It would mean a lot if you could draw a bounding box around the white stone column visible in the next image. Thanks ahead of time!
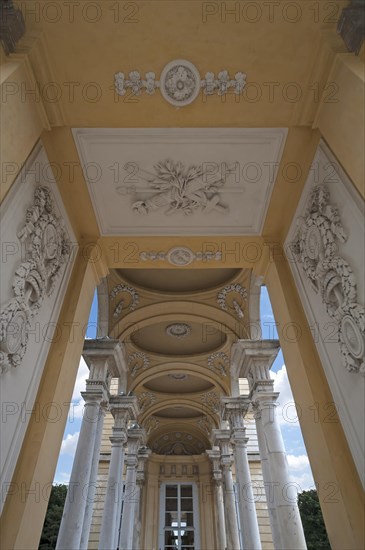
[253,393,306,550]
[207,448,227,550]
[56,390,104,550]
[118,428,146,550]
[253,402,282,549]
[132,446,151,550]
[223,398,262,550]
[99,396,139,550]
[234,340,307,550]
[80,401,107,550]
[56,338,128,550]
[212,431,241,550]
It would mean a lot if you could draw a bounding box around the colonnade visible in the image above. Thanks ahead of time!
[208,340,307,550]
[56,338,146,550]
[56,338,306,550]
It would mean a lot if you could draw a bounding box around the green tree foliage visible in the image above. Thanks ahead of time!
[298,489,331,550]
[39,484,67,550]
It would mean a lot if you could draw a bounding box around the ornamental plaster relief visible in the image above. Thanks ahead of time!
[73,128,287,236]
[0,187,70,373]
[0,143,76,512]
[285,140,365,487]
[114,60,246,107]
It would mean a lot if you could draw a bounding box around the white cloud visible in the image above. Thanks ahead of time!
[53,471,71,484]
[287,454,310,471]
[60,432,80,456]
[72,358,89,401]
[272,364,300,427]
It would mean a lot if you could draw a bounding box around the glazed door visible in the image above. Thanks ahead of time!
[159,483,200,550]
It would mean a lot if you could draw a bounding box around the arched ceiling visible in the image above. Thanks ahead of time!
[103,266,258,454]
[117,268,240,293]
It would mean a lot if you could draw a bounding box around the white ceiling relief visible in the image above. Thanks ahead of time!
[73,128,287,236]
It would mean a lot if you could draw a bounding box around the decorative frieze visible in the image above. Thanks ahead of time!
[131,159,229,216]
[115,60,246,106]
[137,391,156,413]
[140,246,222,266]
[110,284,139,318]
[293,184,365,375]
[217,283,247,320]
[207,351,229,377]
[128,351,150,378]
[201,391,221,414]
[0,187,70,373]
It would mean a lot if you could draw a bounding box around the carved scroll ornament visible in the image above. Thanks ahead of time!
[0,187,70,373]
[293,184,364,375]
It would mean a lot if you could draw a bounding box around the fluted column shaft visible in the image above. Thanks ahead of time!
[212,431,241,550]
[233,433,262,550]
[222,399,262,550]
[254,406,282,549]
[99,396,139,550]
[99,435,126,550]
[215,479,227,550]
[56,391,103,550]
[132,448,151,550]
[80,402,107,549]
[222,463,241,550]
[119,429,146,550]
[253,394,306,550]
[207,449,228,550]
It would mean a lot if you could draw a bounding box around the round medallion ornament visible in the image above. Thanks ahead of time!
[169,373,188,381]
[341,314,364,360]
[166,323,191,338]
[167,247,195,266]
[160,60,201,107]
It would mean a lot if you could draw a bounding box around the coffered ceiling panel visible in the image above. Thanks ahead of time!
[73,128,287,235]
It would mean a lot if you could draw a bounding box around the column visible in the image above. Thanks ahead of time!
[118,428,146,550]
[222,398,262,550]
[56,389,105,550]
[80,401,107,549]
[57,338,126,550]
[234,340,306,550]
[212,430,241,550]
[253,394,306,550]
[99,397,139,550]
[132,446,151,550]
[207,449,227,550]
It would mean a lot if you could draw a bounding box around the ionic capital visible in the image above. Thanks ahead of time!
[230,339,280,393]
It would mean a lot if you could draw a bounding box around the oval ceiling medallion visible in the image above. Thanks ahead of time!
[168,373,188,381]
[160,60,201,107]
[166,323,192,338]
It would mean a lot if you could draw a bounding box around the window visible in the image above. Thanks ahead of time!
[159,483,200,550]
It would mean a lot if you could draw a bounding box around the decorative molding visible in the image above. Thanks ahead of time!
[217,283,247,320]
[0,0,25,56]
[110,284,139,318]
[144,416,160,436]
[201,391,221,414]
[207,352,229,377]
[0,187,70,373]
[128,351,150,378]
[337,0,365,55]
[137,391,156,413]
[140,246,222,266]
[132,159,229,216]
[166,323,191,338]
[293,184,365,375]
[114,59,246,106]
[151,431,205,455]
[168,373,188,380]
[196,416,213,435]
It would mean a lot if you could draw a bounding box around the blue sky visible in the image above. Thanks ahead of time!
[54,287,315,493]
